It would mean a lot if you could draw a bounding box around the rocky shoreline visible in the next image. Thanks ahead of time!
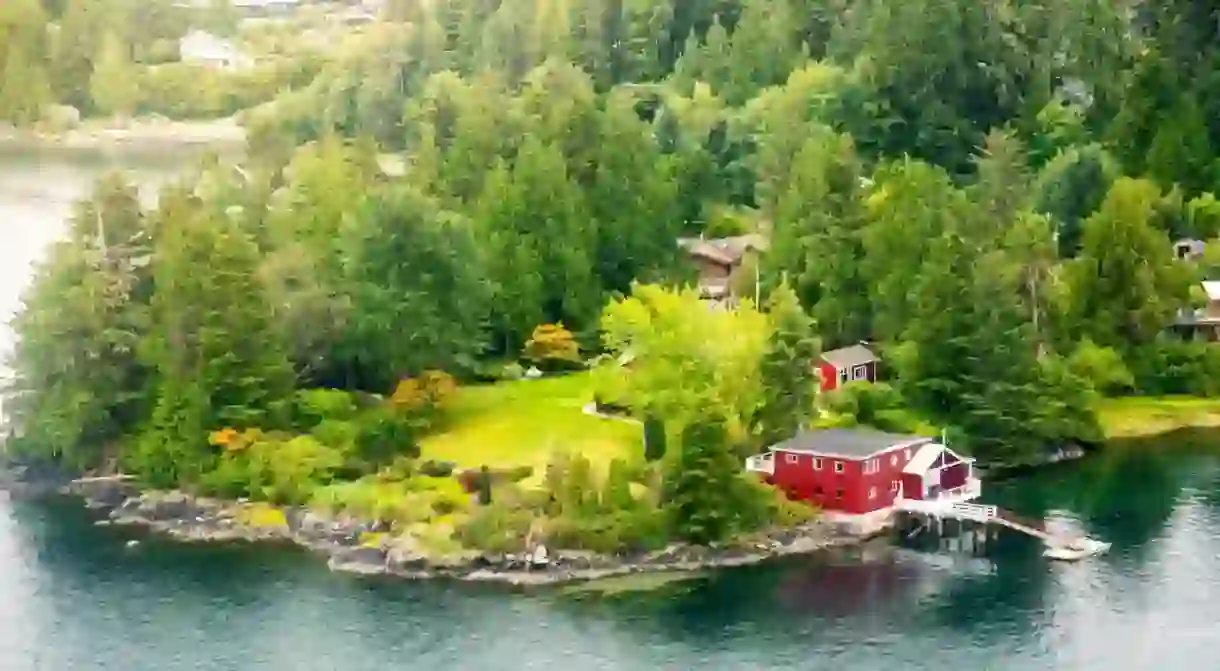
[59,475,861,586]
[0,118,246,154]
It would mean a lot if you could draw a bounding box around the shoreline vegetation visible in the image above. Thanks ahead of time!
[0,117,247,153]
[61,476,854,587]
[4,389,1219,587]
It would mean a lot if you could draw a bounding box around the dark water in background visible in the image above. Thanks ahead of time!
[5,148,1220,670]
[1,432,1219,670]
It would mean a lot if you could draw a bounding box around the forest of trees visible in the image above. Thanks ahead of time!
[6,0,1220,547]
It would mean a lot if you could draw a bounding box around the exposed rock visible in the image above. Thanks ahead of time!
[67,475,138,509]
[138,491,196,521]
[65,484,853,587]
[386,538,428,573]
[0,462,74,500]
[328,546,387,575]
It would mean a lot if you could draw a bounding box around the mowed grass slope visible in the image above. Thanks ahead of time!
[1097,396,1220,439]
[420,372,642,473]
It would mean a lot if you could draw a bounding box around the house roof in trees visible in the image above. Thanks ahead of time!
[677,234,768,266]
[821,344,878,369]
[768,428,934,459]
[1203,281,1220,302]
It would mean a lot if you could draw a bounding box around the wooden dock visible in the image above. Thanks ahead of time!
[895,498,1110,559]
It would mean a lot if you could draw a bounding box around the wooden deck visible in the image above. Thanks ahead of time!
[895,496,1108,557]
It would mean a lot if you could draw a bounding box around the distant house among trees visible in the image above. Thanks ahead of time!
[815,344,879,392]
[676,234,768,303]
[178,30,253,71]
[1172,281,1220,342]
[1173,238,1205,261]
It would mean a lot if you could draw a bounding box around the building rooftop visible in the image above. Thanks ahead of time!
[822,344,878,368]
[1203,281,1220,302]
[677,234,768,266]
[768,428,933,459]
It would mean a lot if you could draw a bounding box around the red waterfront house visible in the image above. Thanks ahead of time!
[816,345,878,393]
[745,428,981,534]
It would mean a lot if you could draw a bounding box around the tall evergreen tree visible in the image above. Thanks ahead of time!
[754,282,820,446]
[1067,178,1193,349]
[132,186,294,486]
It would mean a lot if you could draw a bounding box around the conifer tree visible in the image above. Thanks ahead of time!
[754,282,820,446]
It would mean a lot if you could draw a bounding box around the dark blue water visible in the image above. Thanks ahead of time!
[2,432,1219,670]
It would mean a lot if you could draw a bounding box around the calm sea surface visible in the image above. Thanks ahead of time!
[2,149,1220,671]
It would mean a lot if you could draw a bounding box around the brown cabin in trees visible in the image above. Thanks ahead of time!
[676,234,768,303]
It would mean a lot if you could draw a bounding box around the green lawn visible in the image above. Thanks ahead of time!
[1097,396,1220,439]
[420,372,643,474]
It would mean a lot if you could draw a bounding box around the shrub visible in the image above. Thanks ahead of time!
[237,502,290,530]
[823,381,904,426]
[1130,339,1220,396]
[456,501,533,553]
[310,419,359,451]
[390,370,458,416]
[293,389,359,429]
[643,415,666,461]
[352,407,421,469]
[1068,339,1135,395]
[456,465,534,492]
[544,508,669,554]
[523,323,583,371]
[202,434,343,506]
[310,478,416,526]
[418,459,456,478]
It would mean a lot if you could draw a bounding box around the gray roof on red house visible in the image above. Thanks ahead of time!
[821,344,878,368]
[768,428,933,459]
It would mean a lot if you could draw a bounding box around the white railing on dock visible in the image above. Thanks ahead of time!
[947,502,998,522]
[745,453,774,475]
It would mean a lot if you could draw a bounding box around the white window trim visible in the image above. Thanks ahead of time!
[785,453,798,464]
[852,364,868,380]
[868,486,877,500]
[813,457,823,470]
[890,454,898,466]
[834,461,844,473]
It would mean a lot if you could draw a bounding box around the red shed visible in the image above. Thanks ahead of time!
[746,428,933,513]
[899,442,978,501]
[816,345,878,393]
[745,429,982,535]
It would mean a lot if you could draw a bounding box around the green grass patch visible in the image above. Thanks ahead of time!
[1097,396,1220,439]
[421,373,642,475]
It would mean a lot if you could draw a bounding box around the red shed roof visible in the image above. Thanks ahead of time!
[767,428,933,460]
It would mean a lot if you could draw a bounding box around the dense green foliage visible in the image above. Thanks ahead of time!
[9,0,1220,548]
